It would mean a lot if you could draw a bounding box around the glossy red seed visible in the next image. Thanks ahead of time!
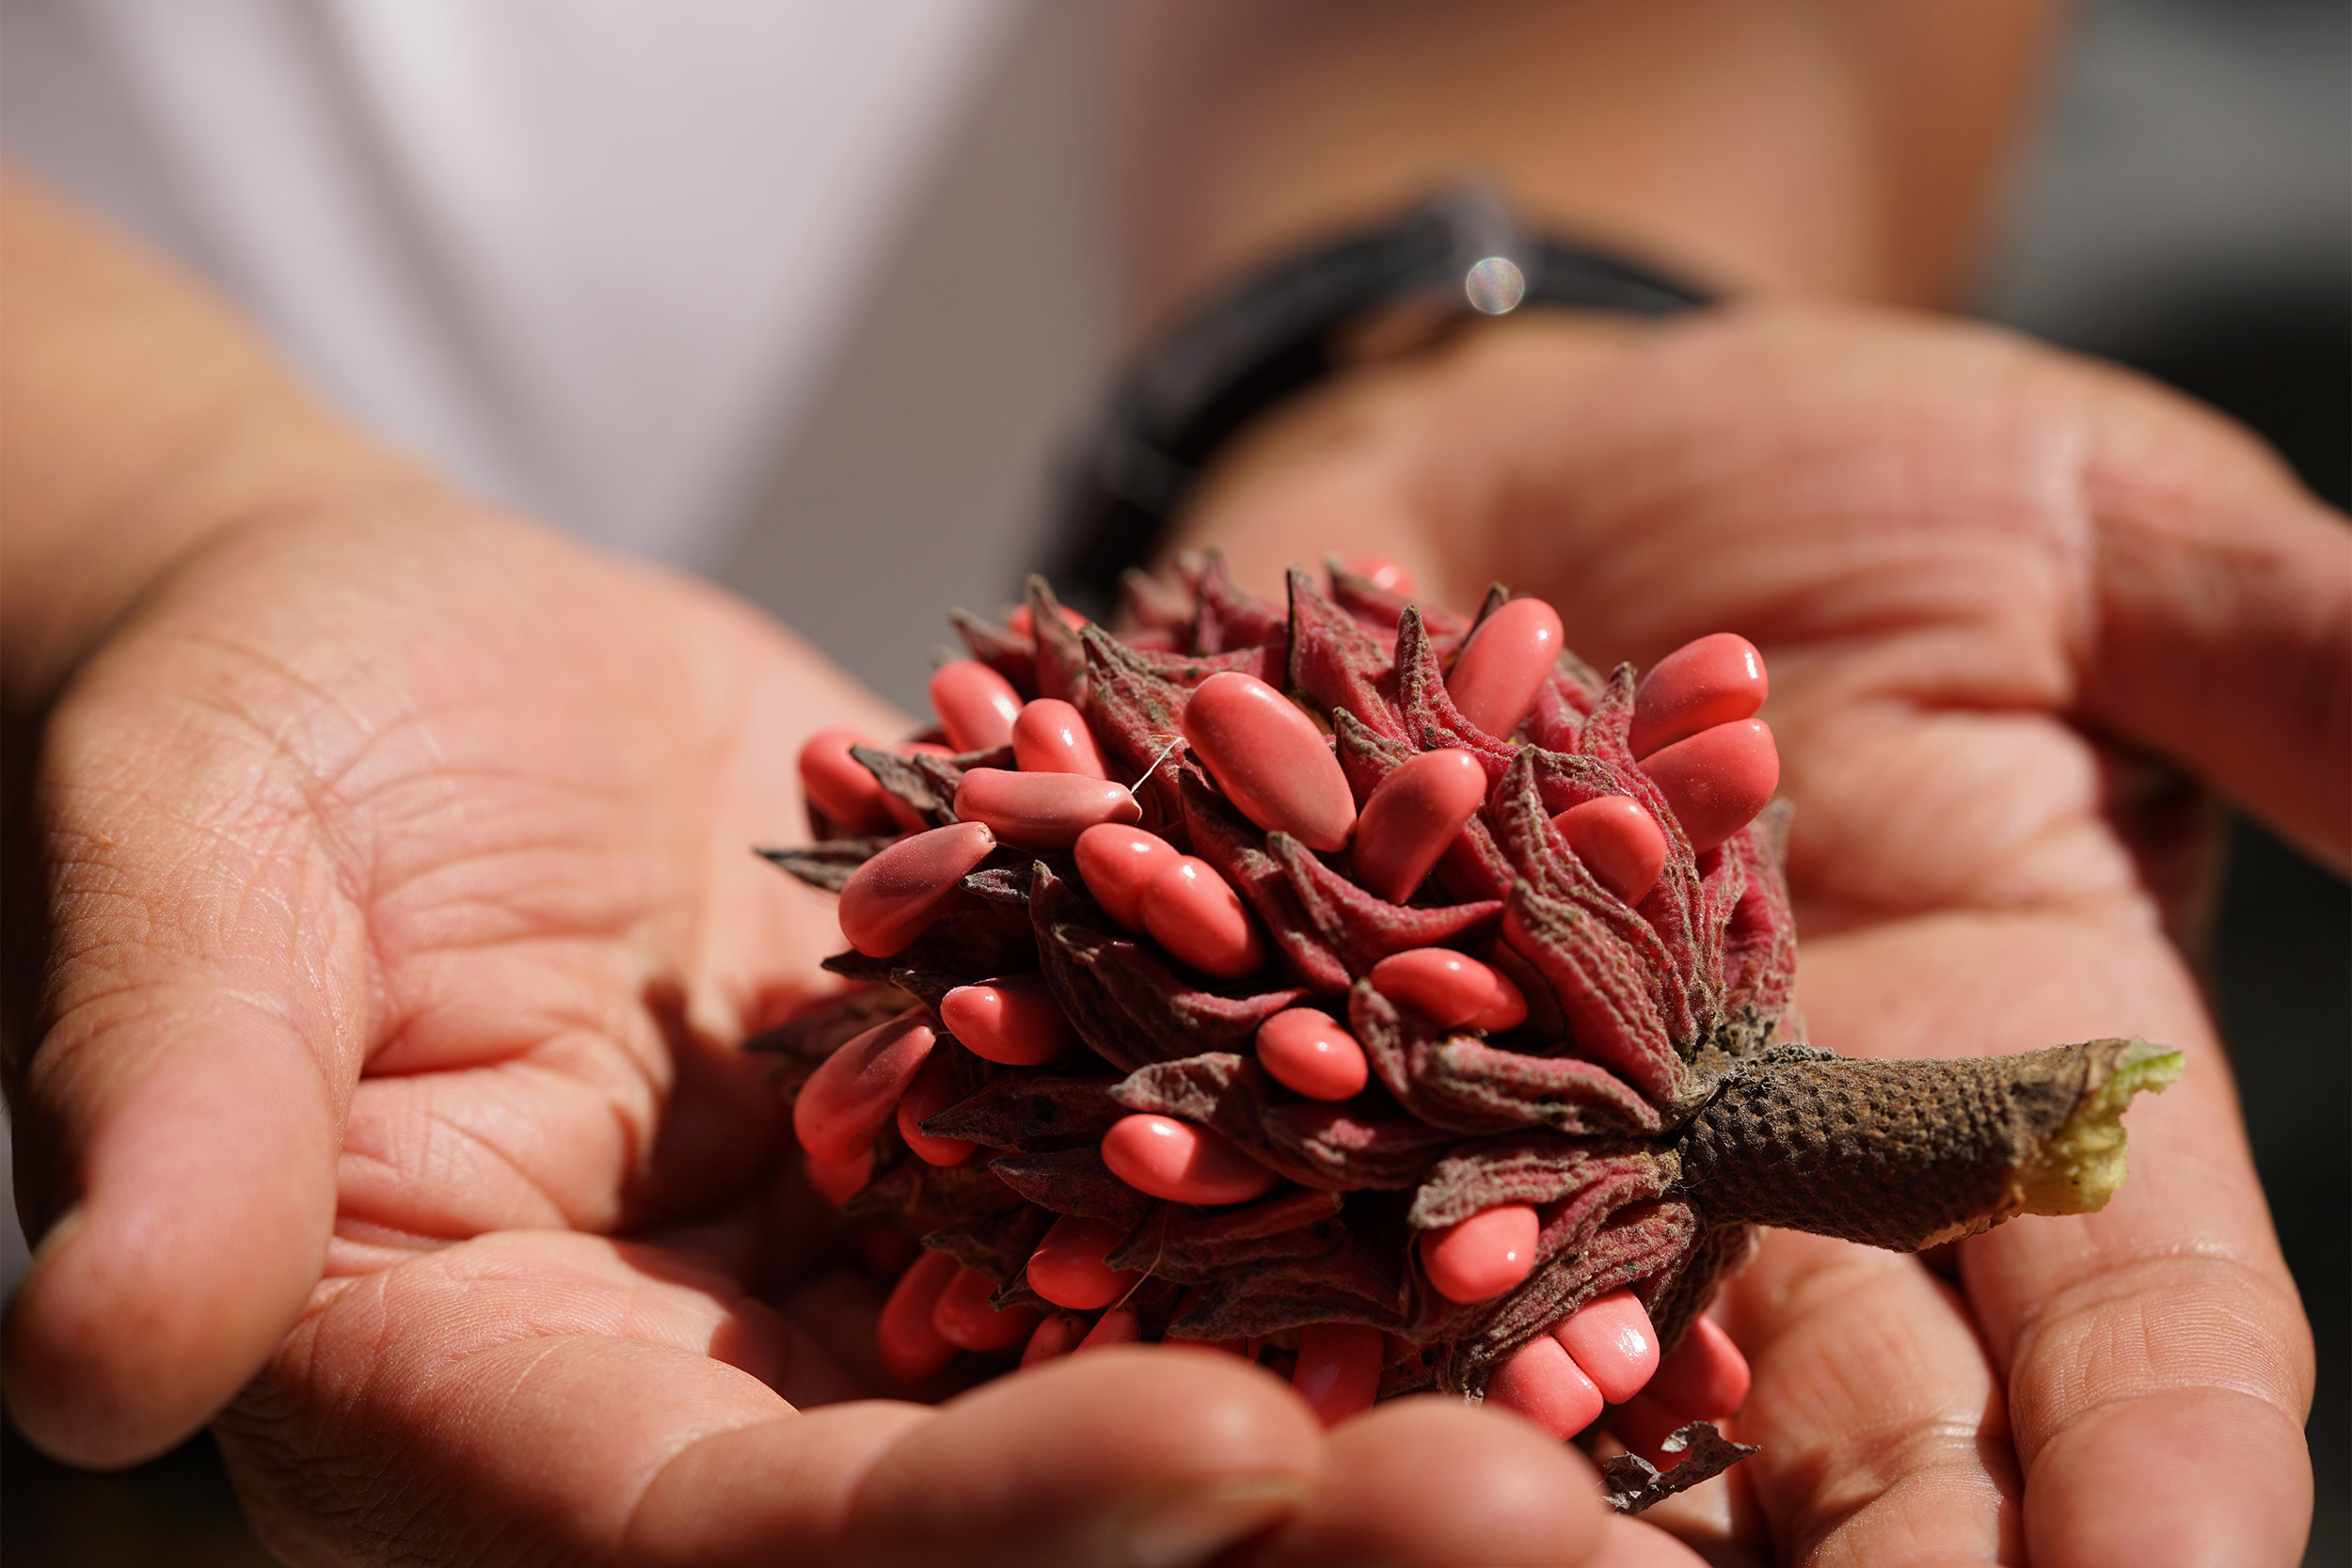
[953,767,1139,848]
[1549,1287,1661,1405]
[1073,824,1181,931]
[1344,556,1416,596]
[1254,1008,1370,1101]
[1011,698,1109,779]
[1353,747,1488,903]
[1637,718,1779,853]
[1074,1307,1142,1353]
[930,659,1024,752]
[1292,1323,1383,1429]
[1101,1113,1278,1206]
[876,1247,961,1382]
[1021,1313,1090,1367]
[803,1146,872,1209]
[836,821,996,957]
[792,1009,936,1165]
[1141,856,1266,979]
[1629,632,1768,760]
[797,727,894,832]
[1446,596,1563,738]
[939,974,1075,1066]
[932,1264,1041,1352]
[1550,795,1670,905]
[1368,948,1527,1032]
[895,1048,977,1166]
[1485,1334,1603,1440]
[1181,672,1357,852]
[1025,1214,1140,1310]
[1419,1204,1541,1303]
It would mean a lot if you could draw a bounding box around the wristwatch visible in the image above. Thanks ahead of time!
[1050,184,1713,608]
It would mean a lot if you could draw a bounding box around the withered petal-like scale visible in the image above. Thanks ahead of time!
[988,1147,1156,1227]
[924,1204,1055,1283]
[917,1068,1123,1151]
[1349,983,1666,1137]
[1104,1188,1346,1281]
[1262,832,1503,975]
[1110,1051,1449,1191]
[1286,566,1410,742]
[1177,768,1354,991]
[1030,863,1310,1069]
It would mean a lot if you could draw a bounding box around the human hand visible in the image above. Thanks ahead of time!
[4,499,1655,1565]
[1175,300,2344,1564]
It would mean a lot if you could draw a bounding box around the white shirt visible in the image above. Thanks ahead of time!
[1,0,1016,567]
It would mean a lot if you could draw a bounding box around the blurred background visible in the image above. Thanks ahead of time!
[4,0,2345,1560]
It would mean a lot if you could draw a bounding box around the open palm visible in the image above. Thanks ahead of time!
[8,503,1641,1566]
[1180,301,2344,1566]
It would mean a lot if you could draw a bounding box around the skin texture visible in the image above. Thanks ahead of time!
[1174,304,2344,1564]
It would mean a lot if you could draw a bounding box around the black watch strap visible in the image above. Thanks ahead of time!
[1050,186,1712,608]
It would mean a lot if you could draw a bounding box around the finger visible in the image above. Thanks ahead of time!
[1804,915,2315,1566]
[214,1230,818,1565]
[1236,1395,1612,1568]
[2075,369,2352,869]
[1716,1233,2022,1566]
[6,651,366,1465]
[217,1232,1337,1568]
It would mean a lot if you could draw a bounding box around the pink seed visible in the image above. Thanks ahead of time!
[1291,1323,1383,1428]
[1637,719,1779,853]
[895,1048,977,1166]
[803,1146,872,1209]
[1549,1288,1661,1405]
[1021,1313,1090,1367]
[1141,856,1266,979]
[1368,948,1528,1032]
[1073,1307,1142,1353]
[932,1263,1041,1352]
[1353,747,1488,903]
[1485,1333,1603,1440]
[1181,672,1357,852]
[876,1248,961,1382]
[1011,698,1109,779]
[792,1009,936,1165]
[1073,824,1182,931]
[1254,1008,1369,1101]
[1101,1113,1278,1206]
[1419,1203,1541,1303]
[939,974,1075,1066]
[1630,632,1768,760]
[1642,1313,1750,1419]
[1345,556,1416,596]
[836,821,996,957]
[930,659,1024,752]
[1550,796,1670,905]
[797,727,894,833]
[1446,596,1564,739]
[1025,1214,1140,1310]
[953,767,1139,848]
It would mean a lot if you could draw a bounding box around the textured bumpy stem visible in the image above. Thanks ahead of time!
[1672,1038,2183,1250]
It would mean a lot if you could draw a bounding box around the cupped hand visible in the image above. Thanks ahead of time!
[4,499,1643,1565]
[1177,300,2346,1566]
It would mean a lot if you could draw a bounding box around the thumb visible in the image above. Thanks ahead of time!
[6,644,363,1466]
[2079,369,2352,871]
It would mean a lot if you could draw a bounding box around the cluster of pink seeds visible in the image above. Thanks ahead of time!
[786,564,1774,1449]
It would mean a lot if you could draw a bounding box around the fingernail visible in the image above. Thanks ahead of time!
[1120,1477,1308,1568]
